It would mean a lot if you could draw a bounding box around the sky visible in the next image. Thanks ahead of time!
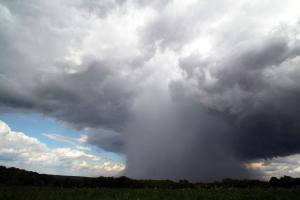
[1,0,300,181]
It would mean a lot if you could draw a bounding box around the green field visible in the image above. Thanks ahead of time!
[1,187,300,200]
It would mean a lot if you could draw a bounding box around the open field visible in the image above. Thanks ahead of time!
[1,187,300,200]
[2,167,300,199]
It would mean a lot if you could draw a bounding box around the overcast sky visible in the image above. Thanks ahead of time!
[1,0,300,181]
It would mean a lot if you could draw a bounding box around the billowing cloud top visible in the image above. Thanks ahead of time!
[1,0,300,181]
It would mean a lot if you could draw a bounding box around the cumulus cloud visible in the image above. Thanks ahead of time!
[246,154,300,179]
[1,0,300,181]
[0,120,125,176]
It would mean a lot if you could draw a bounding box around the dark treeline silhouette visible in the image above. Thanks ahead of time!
[269,176,300,188]
[0,166,190,188]
[1,166,300,188]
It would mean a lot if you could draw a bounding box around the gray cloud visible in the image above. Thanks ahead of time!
[140,0,231,51]
[1,0,300,181]
[86,128,124,153]
[172,26,300,162]
[0,62,134,130]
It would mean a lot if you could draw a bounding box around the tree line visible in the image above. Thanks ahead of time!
[1,166,300,188]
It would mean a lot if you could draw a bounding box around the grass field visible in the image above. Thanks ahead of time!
[1,187,300,200]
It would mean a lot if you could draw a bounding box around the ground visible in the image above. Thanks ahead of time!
[1,187,300,200]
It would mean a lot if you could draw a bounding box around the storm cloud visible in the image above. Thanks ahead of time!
[1,0,300,181]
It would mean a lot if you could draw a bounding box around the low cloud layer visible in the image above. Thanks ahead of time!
[0,120,125,176]
[246,154,300,180]
[1,0,300,181]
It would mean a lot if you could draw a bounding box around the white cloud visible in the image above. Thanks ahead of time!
[0,120,125,177]
[43,133,90,151]
[246,154,300,180]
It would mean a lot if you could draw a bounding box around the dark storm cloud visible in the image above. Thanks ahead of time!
[0,0,140,153]
[1,0,300,181]
[86,128,125,153]
[173,28,300,162]
[233,89,300,160]
[0,63,134,130]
